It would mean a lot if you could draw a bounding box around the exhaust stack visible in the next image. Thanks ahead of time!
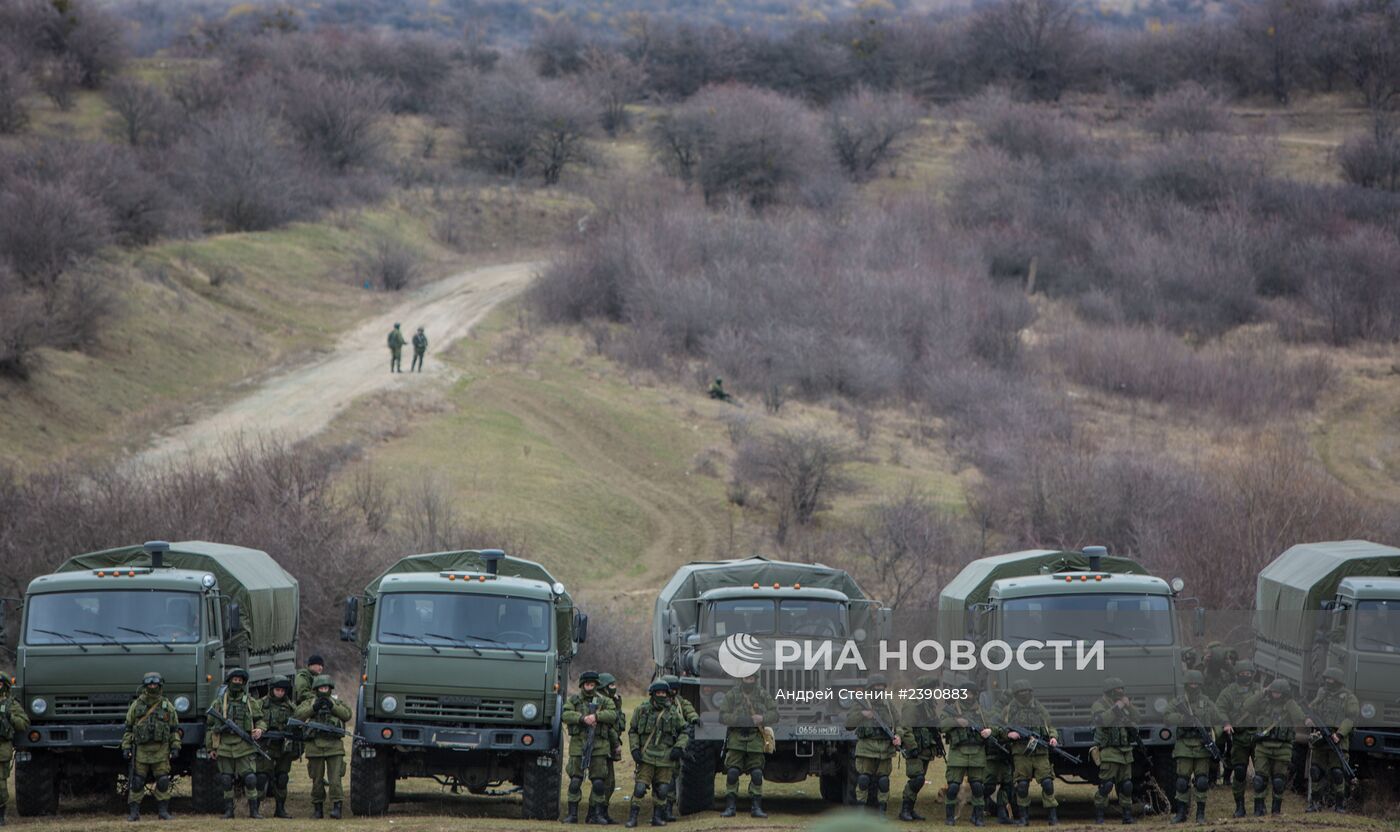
[144,540,171,570]
[1084,545,1106,572]
[479,549,505,575]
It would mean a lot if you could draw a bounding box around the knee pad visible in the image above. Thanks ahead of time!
[243,772,259,790]
[656,782,670,800]
[1251,774,1266,794]
[750,768,763,786]
[1015,779,1030,799]
[947,781,961,800]
[1175,777,1190,795]
[1117,780,1133,800]
[1097,780,1115,798]
[256,772,269,792]
[155,776,171,793]
[1193,774,1209,793]
[726,768,741,786]
[130,773,146,792]
[569,775,584,791]
[1329,767,1345,786]
[1040,777,1054,796]
[591,777,606,793]
[856,773,871,791]
[1233,764,1248,782]
[219,773,235,790]
[970,780,986,799]
[1271,777,1287,794]
[276,773,289,789]
[908,775,925,792]
[1310,765,1324,783]
[877,776,891,793]
[632,782,648,799]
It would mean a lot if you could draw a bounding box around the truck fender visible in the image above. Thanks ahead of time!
[355,684,368,741]
[550,694,564,751]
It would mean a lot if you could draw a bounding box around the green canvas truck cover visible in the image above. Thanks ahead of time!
[652,556,868,668]
[359,550,575,650]
[1255,540,1400,650]
[56,541,298,655]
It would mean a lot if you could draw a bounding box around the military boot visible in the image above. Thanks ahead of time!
[625,804,642,828]
[1048,806,1059,825]
[1095,807,1105,825]
[719,795,736,817]
[1121,804,1134,824]
[996,796,1012,825]
[1194,802,1205,824]
[877,801,888,818]
[899,799,916,821]
[662,801,678,823]
[157,800,173,820]
[0,806,6,827]
[311,803,323,819]
[222,800,235,820]
[1015,804,1028,827]
[1233,796,1245,817]
[1171,800,1187,824]
[650,804,667,827]
[563,801,580,824]
[600,803,617,825]
[972,803,986,827]
[128,802,141,822]
[248,798,263,819]
[274,799,291,819]
[584,804,602,824]
[329,802,342,820]
[946,803,957,826]
[1252,798,1265,817]
[750,796,767,818]
[1271,797,1282,815]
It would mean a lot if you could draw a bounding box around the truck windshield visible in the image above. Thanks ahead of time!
[710,599,846,637]
[1354,599,1400,654]
[1001,594,1173,646]
[25,590,202,645]
[376,593,551,651]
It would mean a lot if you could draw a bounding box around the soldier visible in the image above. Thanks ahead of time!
[1305,667,1359,813]
[939,676,995,827]
[845,675,902,816]
[982,686,1016,826]
[1215,660,1260,817]
[1002,679,1060,827]
[294,674,352,819]
[1164,670,1230,824]
[411,326,428,372]
[205,667,267,820]
[1200,643,1236,701]
[707,378,733,403]
[1243,679,1304,816]
[388,323,405,373]
[259,676,301,819]
[562,670,619,824]
[599,673,625,825]
[719,669,777,818]
[661,675,699,822]
[627,681,690,828]
[896,674,941,822]
[0,674,28,827]
[294,654,325,704]
[1090,677,1139,826]
[122,672,181,822]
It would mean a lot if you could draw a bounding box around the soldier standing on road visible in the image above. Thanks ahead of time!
[122,672,181,822]
[258,676,301,819]
[562,670,618,824]
[294,654,325,705]
[1243,679,1305,816]
[939,676,995,827]
[896,674,941,822]
[205,667,267,820]
[627,681,690,828]
[661,675,699,822]
[1305,667,1359,813]
[1215,660,1260,817]
[845,674,902,817]
[388,323,405,373]
[294,675,351,820]
[599,672,625,825]
[1002,679,1060,827]
[0,675,28,827]
[1090,677,1139,826]
[1165,670,1230,824]
[411,326,428,372]
[719,670,777,818]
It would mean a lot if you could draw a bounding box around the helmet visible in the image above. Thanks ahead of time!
[648,681,671,696]
[0,675,10,690]
[598,673,617,688]
[394,323,401,328]
[270,675,291,692]
[662,675,681,691]
[868,674,888,687]
[1103,677,1125,693]
[1267,679,1291,696]
[1011,679,1034,694]
[579,670,600,685]
[1234,660,1255,674]
[143,671,164,687]
[1184,670,1205,686]
[225,668,249,685]
[961,676,982,693]
[915,674,940,689]
[307,654,325,667]
[1323,667,1345,683]
[312,674,334,690]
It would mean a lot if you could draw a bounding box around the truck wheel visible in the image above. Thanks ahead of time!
[521,756,562,820]
[677,740,720,816]
[15,750,60,816]
[190,757,224,814]
[820,753,856,805]
[350,750,391,816]
[1147,751,1176,816]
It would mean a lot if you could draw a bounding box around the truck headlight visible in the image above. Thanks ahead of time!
[381,695,398,713]
[710,691,726,709]
[30,697,47,716]
[522,703,539,719]
[1361,702,1377,720]
[174,696,191,713]
[1153,698,1168,714]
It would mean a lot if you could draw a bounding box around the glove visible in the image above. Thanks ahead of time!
[670,746,684,761]
[123,748,133,760]
[631,748,643,765]
[170,749,180,760]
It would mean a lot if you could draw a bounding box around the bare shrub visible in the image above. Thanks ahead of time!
[282,73,390,173]
[460,65,595,184]
[648,107,708,186]
[57,0,128,89]
[573,593,653,690]
[582,47,645,137]
[0,177,111,289]
[0,47,30,134]
[37,55,81,112]
[826,86,922,182]
[175,108,313,232]
[355,238,422,292]
[1142,82,1233,139]
[968,0,1089,101]
[733,428,854,543]
[1338,132,1400,191]
[1301,228,1400,344]
[852,489,974,609]
[968,94,1091,163]
[529,78,596,186]
[105,77,177,147]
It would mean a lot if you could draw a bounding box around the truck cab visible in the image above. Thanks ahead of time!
[1322,577,1400,757]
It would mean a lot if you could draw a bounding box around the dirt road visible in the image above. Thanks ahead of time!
[127,261,539,471]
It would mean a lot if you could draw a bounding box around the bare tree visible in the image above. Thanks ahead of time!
[1142,82,1233,139]
[60,0,128,89]
[37,55,81,111]
[176,108,311,232]
[648,107,708,185]
[282,73,390,172]
[460,65,542,179]
[582,47,646,136]
[734,428,854,543]
[826,86,921,181]
[969,0,1088,101]
[0,177,111,290]
[1235,0,1323,104]
[0,48,30,134]
[854,489,968,610]
[1341,9,1400,139]
[531,79,596,185]
[105,77,173,147]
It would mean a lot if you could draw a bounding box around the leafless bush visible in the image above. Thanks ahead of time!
[1300,228,1400,344]
[573,593,654,690]
[582,47,645,136]
[851,489,976,609]
[106,77,177,147]
[530,78,596,186]
[37,56,81,112]
[968,0,1089,101]
[1338,132,1400,191]
[175,107,314,232]
[282,72,390,173]
[648,107,708,186]
[355,238,423,292]
[1143,82,1233,139]
[968,94,1091,163]
[54,0,128,89]
[733,428,854,543]
[0,47,30,133]
[0,177,111,289]
[826,86,922,182]
[459,65,595,184]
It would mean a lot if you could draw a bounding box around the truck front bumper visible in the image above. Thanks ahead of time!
[1353,729,1400,756]
[17,721,206,749]
[356,719,558,753]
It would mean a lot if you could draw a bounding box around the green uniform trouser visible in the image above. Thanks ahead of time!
[984,753,1013,808]
[567,754,610,807]
[854,756,893,805]
[1175,755,1211,802]
[1254,741,1292,798]
[259,749,296,801]
[634,762,673,812]
[947,763,987,807]
[411,350,425,371]
[1013,751,1057,808]
[903,755,933,802]
[1310,742,1349,804]
[307,754,345,804]
[1094,760,1132,808]
[0,758,8,809]
[390,347,402,371]
[217,753,260,799]
[132,758,174,802]
[1229,738,1255,799]
[724,749,766,797]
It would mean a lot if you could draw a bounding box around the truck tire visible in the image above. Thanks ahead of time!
[15,750,60,816]
[1147,750,1176,816]
[350,749,391,816]
[190,757,224,814]
[677,740,720,816]
[521,756,562,820]
[820,752,856,805]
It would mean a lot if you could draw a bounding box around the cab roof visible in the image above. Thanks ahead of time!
[27,568,212,594]
[699,586,850,603]
[377,571,556,600]
[1338,576,1400,601]
[990,572,1172,599]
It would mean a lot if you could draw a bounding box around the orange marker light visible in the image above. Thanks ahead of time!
[381,728,393,739]
[794,583,801,589]
[773,582,780,589]
[447,574,455,581]
[206,675,213,682]
[522,734,534,746]
[28,731,40,742]
[129,570,136,577]
[97,571,105,577]
[753,582,759,589]
[478,575,486,582]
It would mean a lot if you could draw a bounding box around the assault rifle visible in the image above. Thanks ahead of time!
[1180,702,1222,762]
[579,701,600,761]
[961,713,1011,758]
[1299,701,1358,785]
[1007,725,1082,765]
[287,717,354,740]
[206,705,271,761]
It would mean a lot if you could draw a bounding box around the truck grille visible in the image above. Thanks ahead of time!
[1039,696,1149,725]
[53,694,131,719]
[402,695,514,721]
[1383,704,1400,724]
[761,667,823,716]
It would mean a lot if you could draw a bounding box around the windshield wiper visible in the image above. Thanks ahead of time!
[34,628,88,652]
[77,629,131,652]
[1094,628,1152,656]
[1356,635,1396,651]
[117,626,174,652]
[462,633,524,658]
[383,631,440,653]
[425,632,483,656]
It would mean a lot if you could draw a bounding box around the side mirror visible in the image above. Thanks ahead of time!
[340,597,359,642]
[574,611,589,645]
[1193,607,1205,638]
[223,602,242,640]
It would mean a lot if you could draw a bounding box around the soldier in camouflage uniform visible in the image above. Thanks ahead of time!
[982,686,1015,825]
[845,675,902,817]
[388,324,405,373]
[1243,679,1304,816]
[294,675,352,819]
[1214,660,1260,817]
[122,672,182,822]
[562,670,618,824]
[720,670,778,818]
[1090,677,1138,825]
[661,675,698,822]
[1165,669,1230,824]
[294,654,324,705]
[939,676,996,827]
[1305,667,1359,813]
[205,667,267,820]
[258,676,300,819]
[627,681,690,828]
[896,674,941,822]
[598,673,625,825]
[1002,679,1059,827]
[0,675,28,827]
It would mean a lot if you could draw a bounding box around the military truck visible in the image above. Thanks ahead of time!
[652,556,889,814]
[937,547,1189,797]
[9,540,298,815]
[1253,540,1400,781]
[339,549,586,819]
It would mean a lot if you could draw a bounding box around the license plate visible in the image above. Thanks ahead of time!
[432,730,481,748]
[793,725,842,738]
